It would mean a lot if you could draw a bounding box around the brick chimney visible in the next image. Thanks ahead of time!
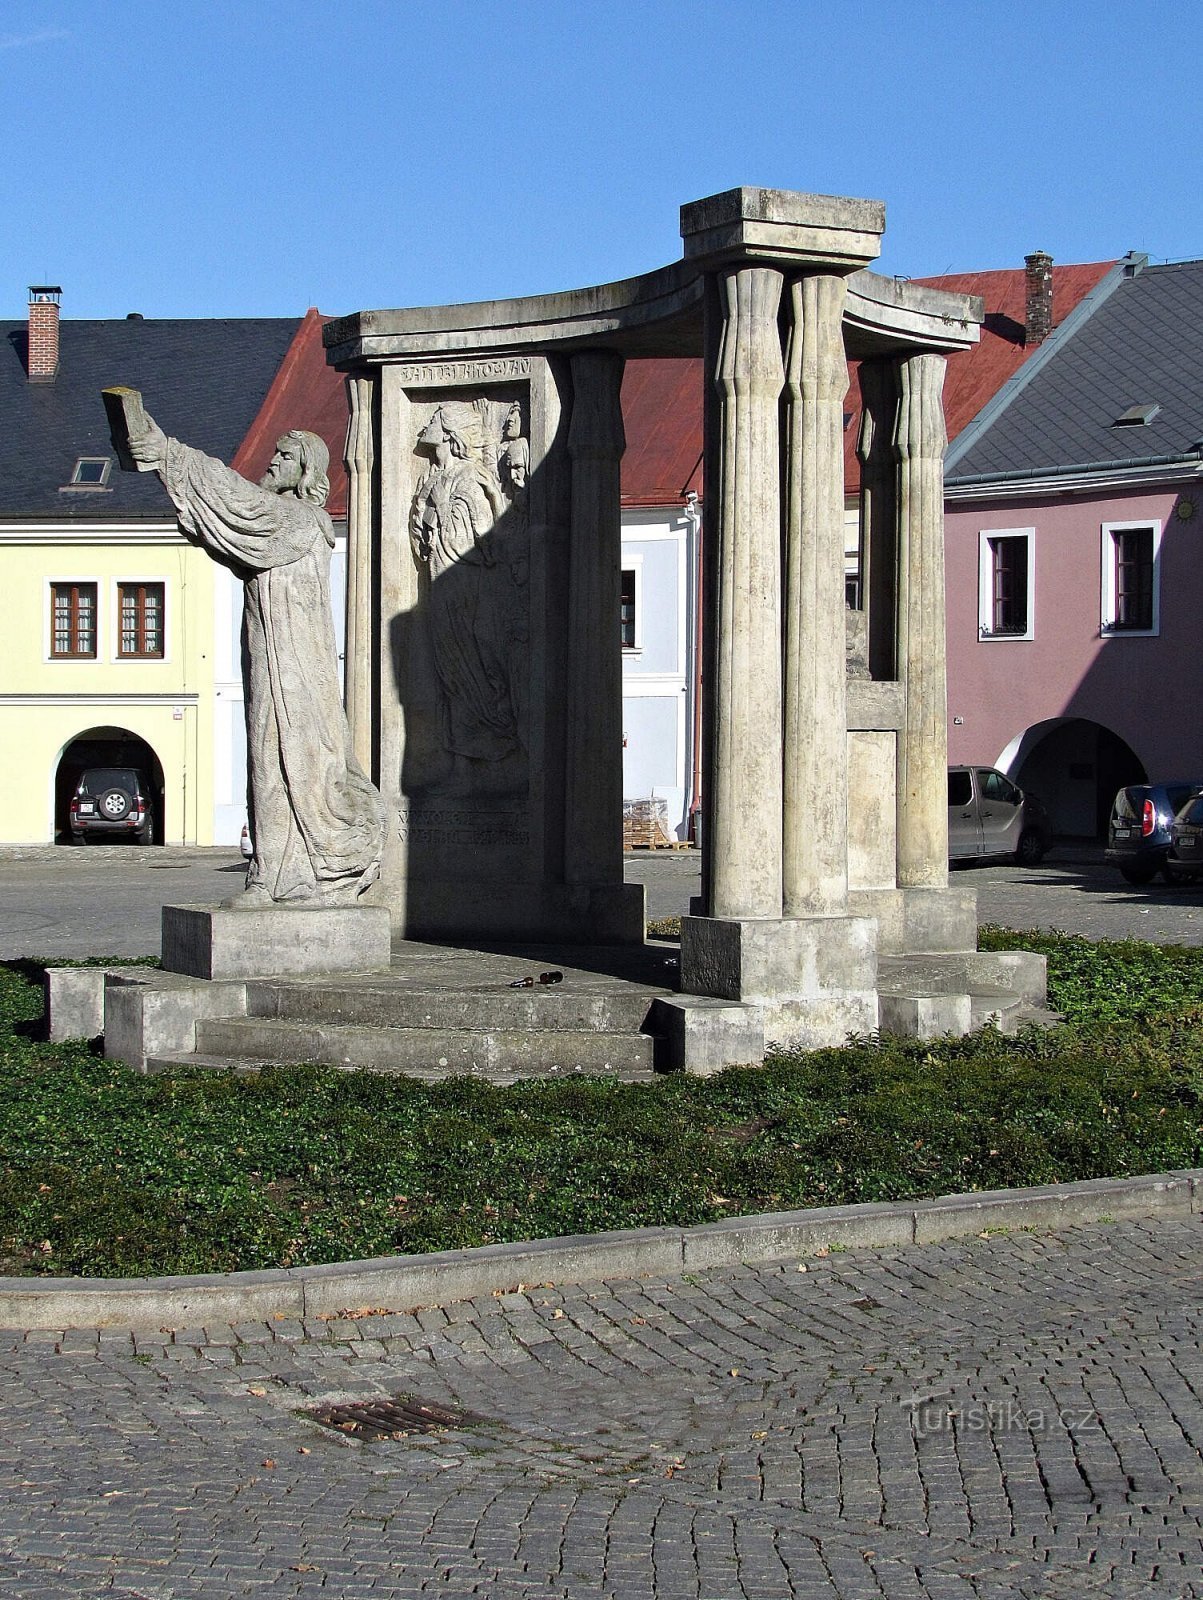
[27,285,62,382]
[1024,252,1053,346]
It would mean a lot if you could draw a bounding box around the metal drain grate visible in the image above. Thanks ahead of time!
[306,1394,485,1443]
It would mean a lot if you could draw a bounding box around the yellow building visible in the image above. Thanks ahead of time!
[0,525,215,843]
[0,289,302,844]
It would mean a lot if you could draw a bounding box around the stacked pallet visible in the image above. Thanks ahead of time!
[623,797,675,850]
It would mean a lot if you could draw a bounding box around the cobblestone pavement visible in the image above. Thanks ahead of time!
[1,1217,1202,1598]
[6,845,1203,961]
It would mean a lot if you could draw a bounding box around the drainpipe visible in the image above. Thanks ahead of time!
[683,489,703,845]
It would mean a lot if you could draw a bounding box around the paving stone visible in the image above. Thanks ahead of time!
[1,1217,1203,1595]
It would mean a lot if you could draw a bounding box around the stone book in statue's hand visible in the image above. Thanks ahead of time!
[102,386,157,472]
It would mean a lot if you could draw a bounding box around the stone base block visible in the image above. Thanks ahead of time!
[650,996,765,1075]
[848,885,978,954]
[378,880,646,946]
[878,991,972,1040]
[104,969,247,1072]
[680,914,878,1051]
[162,904,393,981]
[46,966,118,1041]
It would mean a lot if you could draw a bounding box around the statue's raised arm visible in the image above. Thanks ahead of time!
[104,388,386,907]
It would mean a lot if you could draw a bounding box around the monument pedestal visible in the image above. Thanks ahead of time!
[162,903,393,980]
[680,914,878,1051]
[382,879,645,945]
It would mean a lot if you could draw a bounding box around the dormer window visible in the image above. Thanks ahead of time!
[69,457,111,486]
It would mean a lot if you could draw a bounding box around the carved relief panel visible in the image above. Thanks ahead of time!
[379,359,557,888]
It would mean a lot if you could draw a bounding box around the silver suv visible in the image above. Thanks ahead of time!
[948,766,1051,866]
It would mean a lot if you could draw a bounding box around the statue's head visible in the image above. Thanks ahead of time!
[261,430,330,505]
[430,401,484,462]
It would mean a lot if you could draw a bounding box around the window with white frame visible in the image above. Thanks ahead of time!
[977,529,1035,640]
[118,581,165,658]
[620,562,642,650]
[1101,521,1160,635]
[50,581,98,658]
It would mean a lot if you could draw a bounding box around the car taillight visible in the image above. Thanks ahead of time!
[1142,799,1156,837]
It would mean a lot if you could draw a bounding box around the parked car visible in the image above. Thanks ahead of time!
[948,765,1051,866]
[1165,792,1203,885]
[68,767,154,845]
[1105,782,1203,884]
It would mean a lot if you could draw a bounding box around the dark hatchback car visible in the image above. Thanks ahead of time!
[68,767,155,845]
[1167,793,1203,884]
[1105,782,1203,884]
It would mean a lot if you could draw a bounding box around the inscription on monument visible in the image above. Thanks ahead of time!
[398,805,529,851]
[397,358,532,386]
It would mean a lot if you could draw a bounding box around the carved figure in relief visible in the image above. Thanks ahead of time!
[498,401,530,499]
[117,403,386,905]
[410,400,526,791]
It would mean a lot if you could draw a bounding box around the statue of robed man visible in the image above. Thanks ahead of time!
[104,389,386,906]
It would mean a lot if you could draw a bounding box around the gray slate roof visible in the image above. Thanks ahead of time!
[0,316,301,518]
[947,260,1203,482]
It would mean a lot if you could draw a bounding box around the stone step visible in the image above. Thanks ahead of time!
[879,983,1060,1040]
[194,1016,657,1077]
[244,978,659,1034]
[877,950,1047,1005]
[145,1050,662,1086]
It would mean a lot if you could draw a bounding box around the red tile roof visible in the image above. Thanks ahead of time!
[231,309,349,517]
[842,261,1115,491]
[233,261,1117,517]
[620,358,703,507]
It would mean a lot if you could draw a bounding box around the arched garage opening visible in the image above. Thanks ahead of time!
[999,718,1145,840]
[54,727,165,845]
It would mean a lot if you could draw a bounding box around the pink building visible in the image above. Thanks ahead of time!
[943,253,1203,837]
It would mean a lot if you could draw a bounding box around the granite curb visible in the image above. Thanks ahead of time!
[0,1169,1196,1330]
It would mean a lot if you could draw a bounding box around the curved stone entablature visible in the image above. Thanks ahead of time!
[324,187,980,369]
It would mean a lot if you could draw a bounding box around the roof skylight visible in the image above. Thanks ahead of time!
[1113,403,1161,427]
[67,457,111,487]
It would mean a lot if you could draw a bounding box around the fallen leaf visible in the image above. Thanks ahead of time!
[262,1458,276,1470]
[247,1386,267,1397]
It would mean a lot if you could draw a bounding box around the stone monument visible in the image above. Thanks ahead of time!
[57,188,1045,1076]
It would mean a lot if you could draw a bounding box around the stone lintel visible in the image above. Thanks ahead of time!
[161,904,393,981]
[681,187,885,270]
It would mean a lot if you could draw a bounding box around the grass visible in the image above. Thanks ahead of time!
[0,928,1201,1277]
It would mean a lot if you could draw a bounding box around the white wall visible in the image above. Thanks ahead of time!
[620,506,698,839]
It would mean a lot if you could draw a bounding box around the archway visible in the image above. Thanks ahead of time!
[999,718,1145,840]
[54,727,166,844]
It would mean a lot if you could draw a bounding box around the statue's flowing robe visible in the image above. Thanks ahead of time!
[159,439,385,901]
[410,460,518,762]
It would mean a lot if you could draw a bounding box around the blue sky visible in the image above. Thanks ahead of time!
[3,0,1200,319]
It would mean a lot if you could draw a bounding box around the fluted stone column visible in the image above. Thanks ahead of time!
[343,373,375,774]
[782,273,849,915]
[709,265,786,920]
[565,351,625,885]
[895,353,949,888]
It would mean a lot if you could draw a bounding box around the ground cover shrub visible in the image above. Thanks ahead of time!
[0,936,1200,1277]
